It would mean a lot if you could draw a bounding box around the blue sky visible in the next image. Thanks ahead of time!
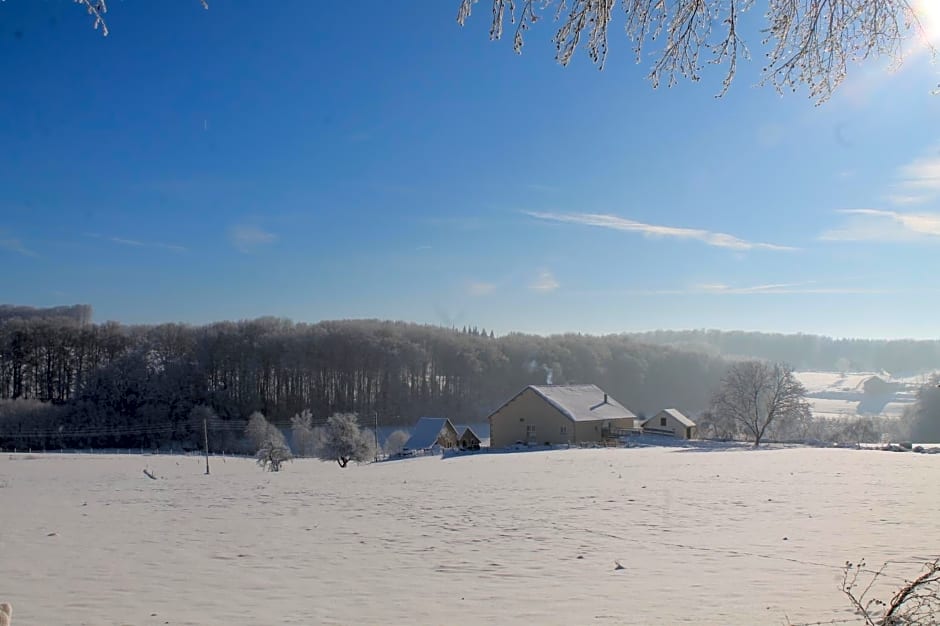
[2,1,940,338]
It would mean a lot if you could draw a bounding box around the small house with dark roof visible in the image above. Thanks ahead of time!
[642,408,697,439]
[487,384,637,448]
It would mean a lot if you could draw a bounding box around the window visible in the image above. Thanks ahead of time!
[560,425,567,435]
[660,417,667,427]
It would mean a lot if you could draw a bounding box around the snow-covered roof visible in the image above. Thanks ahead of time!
[458,426,481,441]
[407,417,457,450]
[645,408,696,428]
[527,384,636,422]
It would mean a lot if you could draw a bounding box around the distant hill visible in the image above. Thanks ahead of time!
[625,329,940,375]
[0,304,92,325]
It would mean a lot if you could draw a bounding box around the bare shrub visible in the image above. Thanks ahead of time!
[841,559,940,625]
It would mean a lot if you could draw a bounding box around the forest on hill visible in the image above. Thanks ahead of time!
[627,330,940,374]
[0,311,726,450]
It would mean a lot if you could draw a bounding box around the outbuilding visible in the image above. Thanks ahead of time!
[642,408,697,439]
[458,427,482,450]
[405,417,460,452]
[487,384,636,448]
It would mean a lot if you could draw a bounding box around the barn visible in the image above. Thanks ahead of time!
[487,384,637,448]
[642,408,697,439]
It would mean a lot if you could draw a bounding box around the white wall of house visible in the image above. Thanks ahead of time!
[644,410,696,439]
[489,388,575,447]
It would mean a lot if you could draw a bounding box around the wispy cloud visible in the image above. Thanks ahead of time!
[229,225,277,253]
[530,270,560,293]
[695,282,810,294]
[689,282,893,295]
[89,234,186,252]
[0,232,37,257]
[885,194,928,206]
[467,281,496,296]
[898,152,940,191]
[887,148,940,205]
[820,208,940,242]
[574,282,907,296]
[525,211,796,251]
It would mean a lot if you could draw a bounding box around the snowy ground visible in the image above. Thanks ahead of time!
[794,370,925,420]
[1,448,938,625]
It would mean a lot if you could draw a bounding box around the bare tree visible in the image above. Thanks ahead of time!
[457,0,935,102]
[710,360,809,447]
[313,413,376,468]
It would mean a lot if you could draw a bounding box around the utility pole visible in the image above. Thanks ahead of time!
[203,416,210,475]
[373,411,379,462]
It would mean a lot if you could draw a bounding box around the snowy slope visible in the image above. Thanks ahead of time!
[795,370,923,420]
[1,449,938,625]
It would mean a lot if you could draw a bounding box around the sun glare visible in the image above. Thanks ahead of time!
[912,0,940,48]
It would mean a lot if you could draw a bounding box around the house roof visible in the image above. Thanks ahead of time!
[525,384,636,422]
[458,426,481,442]
[645,408,696,428]
[407,417,457,450]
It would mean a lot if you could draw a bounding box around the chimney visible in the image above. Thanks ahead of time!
[603,393,608,404]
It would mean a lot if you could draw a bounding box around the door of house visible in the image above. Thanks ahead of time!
[526,424,537,445]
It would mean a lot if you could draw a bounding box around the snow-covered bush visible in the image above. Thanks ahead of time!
[312,413,375,467]
[384,429,411,456]
[246,412,292,471]
[290,409,316,456]
[256,435,293,472]
[245,411,271,451]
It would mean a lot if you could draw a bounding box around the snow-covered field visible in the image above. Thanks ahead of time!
[1,448,938,625]
[795,370,924,420]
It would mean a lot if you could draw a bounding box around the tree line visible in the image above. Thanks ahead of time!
[627,329,940,375]
[0,313,727,450]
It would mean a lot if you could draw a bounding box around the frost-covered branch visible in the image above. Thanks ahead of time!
[457,0,932,102]
[74,0,209,37]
